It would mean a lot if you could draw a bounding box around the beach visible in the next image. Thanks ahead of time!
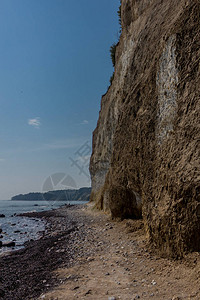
[1,204,200,300]
[0,200,87,254]
[0,204,88,299]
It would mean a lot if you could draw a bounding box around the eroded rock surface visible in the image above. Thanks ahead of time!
[90,0,200,257]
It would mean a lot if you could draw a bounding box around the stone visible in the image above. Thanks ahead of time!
[0,288,5,297]
[151,280,157,285]
[2,241,15,247]
[85,290,92,296]
[0,214,5,218]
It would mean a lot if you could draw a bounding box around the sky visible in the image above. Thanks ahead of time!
[0,0,120,199]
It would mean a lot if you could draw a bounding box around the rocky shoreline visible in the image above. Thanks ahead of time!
[0,204,89,300]
[1,204,200,299]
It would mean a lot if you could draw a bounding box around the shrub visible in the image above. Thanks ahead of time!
[110,42,117,67]
[117,3,122,32]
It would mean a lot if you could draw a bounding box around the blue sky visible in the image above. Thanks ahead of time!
[0,0,120,199]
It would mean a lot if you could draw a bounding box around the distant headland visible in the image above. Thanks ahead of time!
[11,187,91,202]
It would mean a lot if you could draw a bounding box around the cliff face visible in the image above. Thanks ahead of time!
[90,0,200,258]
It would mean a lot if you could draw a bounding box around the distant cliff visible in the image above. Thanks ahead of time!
[90,0,200,258]
[11,187,91,202]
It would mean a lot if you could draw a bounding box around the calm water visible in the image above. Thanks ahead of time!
[0,200,86,254]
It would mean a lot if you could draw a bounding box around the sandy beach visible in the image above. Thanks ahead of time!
[1,204,200,300]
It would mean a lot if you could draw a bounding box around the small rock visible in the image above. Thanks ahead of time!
[151,280,157,285]
[0,289,5,297]
[85,290,92,295]
[2,241,15,247]
[87,257,94,261]
[108,297,116,300]
[0,214,5,218]
[132,295,140,300]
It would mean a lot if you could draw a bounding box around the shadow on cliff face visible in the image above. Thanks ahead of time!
[108,185,142,220]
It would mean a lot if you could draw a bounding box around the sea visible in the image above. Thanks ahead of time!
[0,199,87,254]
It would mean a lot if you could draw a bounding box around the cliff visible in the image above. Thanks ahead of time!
[90,0,200,258]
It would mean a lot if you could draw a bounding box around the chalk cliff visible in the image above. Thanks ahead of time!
[90,0,200,257]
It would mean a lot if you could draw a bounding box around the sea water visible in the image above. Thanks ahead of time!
[0,199,86,254]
